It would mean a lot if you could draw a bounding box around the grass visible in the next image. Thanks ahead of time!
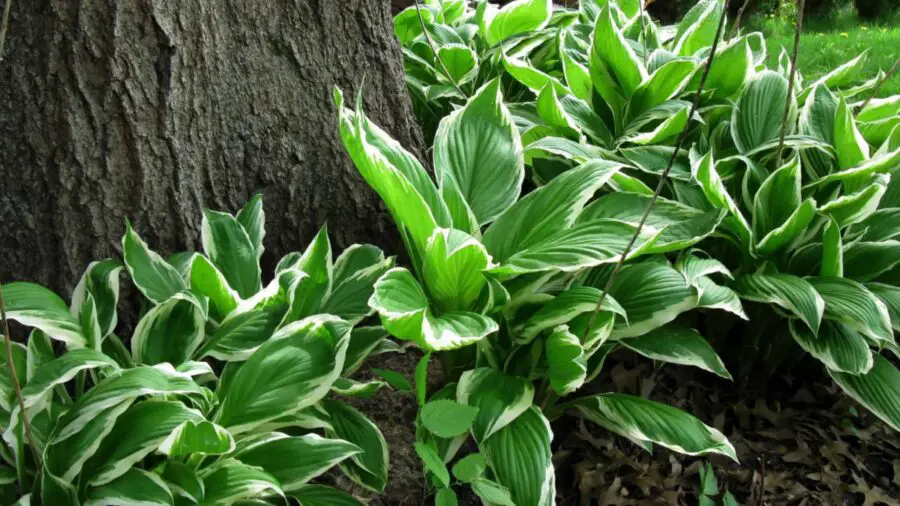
[747,7,900,97]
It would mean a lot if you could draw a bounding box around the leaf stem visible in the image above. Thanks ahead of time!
[729,0,753,39]
[0,286,41,468]
[413,0,467,99]
[774,0,805,166]
[580,0,732,345]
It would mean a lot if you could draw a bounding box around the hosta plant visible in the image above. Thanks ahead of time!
[0,197,396,504]
[337,79,740,506]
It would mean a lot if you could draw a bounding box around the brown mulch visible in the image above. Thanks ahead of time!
[337,349,900,506]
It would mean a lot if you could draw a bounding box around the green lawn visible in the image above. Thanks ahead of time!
[747,8,899,97]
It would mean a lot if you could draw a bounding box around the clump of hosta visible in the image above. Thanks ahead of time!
[0,196,396,505]
[337,70,739,503]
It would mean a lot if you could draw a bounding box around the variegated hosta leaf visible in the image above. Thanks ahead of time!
[488,219,658,277]
[215,315,351,433]
[843,240,900,281]
[626,59,697,121]
[483,160,624,263]
[457,368,534,442]
[622,100,691,145]
[571,393,737,460]
[621,324,731,379]
[434,79,524,226]
[323,399,390,493]
[833,95,870,170]
[609,262,698,339]
[731,71,795,155]
[422,228,492,312]
[370,268,497,351]
[675,253,732,286]
[804,148,900,188]
[789,320,873,375]
[81,400,205,485]
[199,458,284,505]
[731,274,825,334]
[123,222,187,304]
[322,245,394,325]
[280,226,334,324]
[503,54,566,96]
[131,295,205,366]
[189,254,239,322]
[479,0,552,46]
[695,277,748,319]
[199,309,279,362]
[482,406,556,506]
[1,282,85,348]
[292,485,366,506]
[234,432,361,492]
[756,198,817,256]
[821,217,844,277]
[437,44,478,84]
[800,84,839,179]
[70,259,123,340]
[236,193,266,263]
[818,174,888,227]
[158,420,234,457]
[537,83,579,135]
[19,348,119,413]
[752,155,802,241]
[159,461,204,504]
[42,365,202,482]
[830,354,900,431]
[691,150,752,245]
[518,285,625,344]
[866,283,900,331]
[808,277,894,345]
[336,88,439,261]
[85,468,173,506]
[671,0,724,56]
[580,192,725,254]
[202,208,262,299]
[697,36,752,99]
[546,325,587,395]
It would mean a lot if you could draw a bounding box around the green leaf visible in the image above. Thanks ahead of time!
[818,175,888,227]
[592,5,646,97]
[415,441,451,487]
[752,155,802,240]
[200,309,279,361]
[843,240,900,281]
[484,160,623,262]
[546,325,588,395]
[215,315,351,433]
[85,468,173,506]
[434,79,524,225]
[732,274,824,334]
[132,295,205,366]
[789,320,873,375]
[158,420,235,457]
[235,432,361,491]
[394,6,432,46]
[488,219,657,277]
[808,277,894,345]
[700,37,752,99]
[20,348,118,411]
[799,84,839,178]
[370,268,498,351]
[281,226,333,322]
[323,399,389,493]
[82,400,205,485]
[200,459,283,504]
[438,44,478,84]
[829,354,900,431]
[482,407,555,506]
[372,368,412,391]
[159,461,203,504]
[731,71,795,155]
[572,393,737,460]
[452,453,486,483]
[695,277,748,319]
[323,249,393,325]
[1,282,84,348]
[672,0,724,56]
[236,194,266,263]
[457,368,534,442]
[292,485,365,506]
[202,209,261,298]
[609,263,698,338]
[755,198,817,255]
[580,192,724,254]
[833,95,870,170]
[622,101,690,145]
[472,479,516,506]
[189,254,240,321]
[519,285,625,344]
[621,325,731,379]
[537,82,578,134]
[867,283,900,331]
[691,151,751,245]
[481,0,552,46]
[416,352,431,407]
[422,228,491,312]
[421,399,479,438]
[123,222,187,304]
[70,259,123,339]
[435,487,459,506]
[332,377,387,399]
[343,326,391,376]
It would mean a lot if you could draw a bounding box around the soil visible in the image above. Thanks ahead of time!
[335,349,900,506]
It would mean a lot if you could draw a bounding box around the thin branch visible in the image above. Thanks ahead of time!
[413,0,466,98]
[729,0,753,39]
[581,0,731,344]
[857,58,900,113]
[775,0,805,166]
[0,287,41,467]
[638,0,648,69]
[0,0,10,61]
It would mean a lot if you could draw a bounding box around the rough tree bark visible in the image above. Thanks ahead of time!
[0,0,422,294]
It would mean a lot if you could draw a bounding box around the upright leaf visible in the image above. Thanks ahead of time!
[123,222,187,304]
[482,407,555,506]
[731,71,795,155]
[202,209,262,298]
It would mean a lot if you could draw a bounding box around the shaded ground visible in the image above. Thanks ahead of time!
[338,348,900,505]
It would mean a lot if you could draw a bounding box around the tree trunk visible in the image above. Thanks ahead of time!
[0,0,421,294]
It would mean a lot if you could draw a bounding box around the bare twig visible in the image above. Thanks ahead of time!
[413,0,466,98]
[857,58,900,113]
[729,0,753,39]
[0,287,41,467]
[0,0,11,61]
[775,0,805,165]
[581,0,731,344]
[638,0,648,68]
